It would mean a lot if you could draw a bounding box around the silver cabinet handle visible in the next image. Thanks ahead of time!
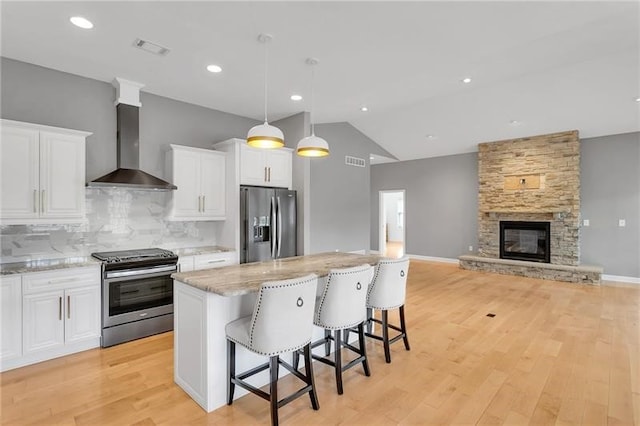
[264,167,267,182]
[58,296,62,321]
[268,167,271,182]
[202,195,205,212]
[41,190,45,213]
[67,295,70,319]
[33,189,38,213]
[178,263,181,272]
[198,195,202,212]
[207,259,226,264]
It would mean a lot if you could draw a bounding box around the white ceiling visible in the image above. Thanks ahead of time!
[2,1,639,161]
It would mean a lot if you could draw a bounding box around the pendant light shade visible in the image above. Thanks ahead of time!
[297,135,329,157]
[247,33,284,149]
[297,58,330,157]
[247,122,285,148]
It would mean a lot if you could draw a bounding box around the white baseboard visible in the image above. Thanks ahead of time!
[406,254,459,264]
[349,249,367,255]
[602,274,640,284]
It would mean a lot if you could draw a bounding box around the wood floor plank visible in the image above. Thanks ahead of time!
[2,260,639,425]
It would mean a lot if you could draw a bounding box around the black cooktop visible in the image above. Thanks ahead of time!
[91,248,177,265]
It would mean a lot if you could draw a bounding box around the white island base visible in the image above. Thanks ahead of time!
[174,279,338,412]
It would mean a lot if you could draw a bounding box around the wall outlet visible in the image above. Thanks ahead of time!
[468,245,473,251]
[618,219,626,227]
[583,219,590,227]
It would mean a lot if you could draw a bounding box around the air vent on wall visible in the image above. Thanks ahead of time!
[345,155,366,168]
[133,38,170,56]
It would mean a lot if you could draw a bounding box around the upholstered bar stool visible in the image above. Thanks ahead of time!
[295,264,374,395]
[226,274,319,426]
[365,257,411,363]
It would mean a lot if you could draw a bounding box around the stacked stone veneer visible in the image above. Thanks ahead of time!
[459,130,601,283]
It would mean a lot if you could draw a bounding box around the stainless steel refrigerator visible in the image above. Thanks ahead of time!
[240,186,297,263]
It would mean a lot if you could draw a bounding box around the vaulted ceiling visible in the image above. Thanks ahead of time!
[2,1,639,161]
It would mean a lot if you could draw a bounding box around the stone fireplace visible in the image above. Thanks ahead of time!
[459,130,602,284]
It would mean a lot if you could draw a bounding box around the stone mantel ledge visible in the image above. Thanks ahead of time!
[459,255,602,284]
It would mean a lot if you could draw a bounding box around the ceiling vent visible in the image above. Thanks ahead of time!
[345,155,366,168]
[133,38,170,56]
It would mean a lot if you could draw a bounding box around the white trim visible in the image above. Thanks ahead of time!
[378,189,406,258]
[349,249,366,255]
[602,274,640,284]
[407,254,459,264]
[1,119,93,137]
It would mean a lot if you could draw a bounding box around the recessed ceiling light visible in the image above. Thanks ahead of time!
[360,106,369,112]
[635,96,640,102]
[290,94,302,101]
[509,120,522,126]
[206,64,222,73]
[426,134,436,139]
[70,16,93,29]
[461,77,472,84]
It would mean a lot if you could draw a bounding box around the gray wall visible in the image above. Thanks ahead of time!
[370,153,479,258]
[581,132,640,277]
[309,122,394,253]
[371,132,640,277]
[1,58,259,181]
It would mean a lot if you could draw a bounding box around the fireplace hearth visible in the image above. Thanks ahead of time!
[500,221,550,263]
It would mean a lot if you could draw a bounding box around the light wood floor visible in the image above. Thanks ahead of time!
[2,261,639,425]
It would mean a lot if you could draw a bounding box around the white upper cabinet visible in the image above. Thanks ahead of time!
[239,143,292,189]
[167,144,226,220]
[0,120,91,224]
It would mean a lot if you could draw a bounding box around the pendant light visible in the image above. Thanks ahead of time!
[296,58,330,157]
[247,33,284,149]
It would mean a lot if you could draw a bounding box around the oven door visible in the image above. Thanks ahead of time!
[103,265,176,328]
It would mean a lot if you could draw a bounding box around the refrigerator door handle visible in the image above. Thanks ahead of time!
[277,196,282,257]
[271,196,277,258]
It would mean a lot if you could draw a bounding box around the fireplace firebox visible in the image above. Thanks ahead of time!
[499,221,550,263]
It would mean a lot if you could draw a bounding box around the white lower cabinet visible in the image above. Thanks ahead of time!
[1,265,101,372]
[0,276,22,362]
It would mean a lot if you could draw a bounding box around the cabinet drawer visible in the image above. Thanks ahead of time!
[193,252,236,271]
[23,265,100,294]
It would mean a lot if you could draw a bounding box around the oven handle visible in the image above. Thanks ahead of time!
[105,265,177,279]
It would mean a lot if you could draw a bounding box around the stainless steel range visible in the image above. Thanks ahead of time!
[91,248,178,347]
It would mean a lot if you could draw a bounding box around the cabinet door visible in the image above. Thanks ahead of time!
[266,150,292,189]
[64,286,101,344]
[0,126,40,219]
[0,276,22,362]
[200,152,226,219]
[39,131,85,219]
[23,290,65,354]
[171,149,202,218]
[240,144,268,186]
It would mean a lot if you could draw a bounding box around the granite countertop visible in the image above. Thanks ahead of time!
[170,245,234,257]
[0,257,100,275]
[172,252,382,296]
[0,246,235,276]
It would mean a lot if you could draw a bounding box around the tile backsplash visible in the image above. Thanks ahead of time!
[1,188,220,262]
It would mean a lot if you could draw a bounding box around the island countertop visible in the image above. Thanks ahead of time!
[172,252,381,296]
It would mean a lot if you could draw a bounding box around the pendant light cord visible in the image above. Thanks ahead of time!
[264,38,269,123]
[310,63,315,136]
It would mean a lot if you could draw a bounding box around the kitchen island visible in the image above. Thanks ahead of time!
[172,252,380,412]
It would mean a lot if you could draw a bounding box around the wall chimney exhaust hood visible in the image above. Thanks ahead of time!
[87,78,177,190]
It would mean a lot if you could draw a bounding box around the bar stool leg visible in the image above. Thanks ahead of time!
[324,329,331,356]
[358,322,370,376]
[399,305,410,351]
[269,355,279,426]
[303,343,320,410]
[227,340,236,405]
[366,308,373,333]
[382,309,391,363]
[334,329,343,395]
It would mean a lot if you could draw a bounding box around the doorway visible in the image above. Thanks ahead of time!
[379,190,405,258]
